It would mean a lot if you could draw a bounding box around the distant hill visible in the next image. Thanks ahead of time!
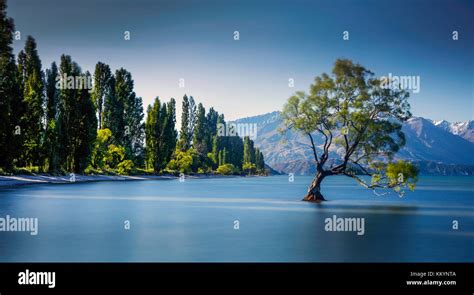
[234,112,474,175]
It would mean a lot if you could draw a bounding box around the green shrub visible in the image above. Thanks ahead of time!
[84,165,101,175]
[14,166,40,175]
[117,160,134,175]
[104,144,126,169]
[166,149,194,173]
[242,162,257,175]
[216,164,236,175]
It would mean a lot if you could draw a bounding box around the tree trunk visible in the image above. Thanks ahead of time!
[303,172,326,202]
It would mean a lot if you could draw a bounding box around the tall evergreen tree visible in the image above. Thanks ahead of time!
[178,94,190,151]
[57,55,76,171]
[57,55,96,172]
[16,50,26,98]
[0,0,22,170]
[227,136,244,169]
[146,97,178,172]
[102,75,117,139]
[255,148,265,171]
[18,36,45,167]
[211,114,225,166]
[145,97,162,172]
[73,71,97,172]
[109,68,130,146]
[45,62,58,123]
[193,103,207,155]
[126,93,145,165]
[205,107,219,154]
[178,94,197,151]
[92,62,112,129]
[145,104,155,170]
[44,62,60,172]
[163,98,177,164]
[187,96,196,144]
[243,136,255,164]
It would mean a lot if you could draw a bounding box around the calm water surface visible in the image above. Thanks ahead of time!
[0,175,472,262]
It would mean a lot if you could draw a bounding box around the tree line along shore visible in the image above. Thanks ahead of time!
[0,1,266,178]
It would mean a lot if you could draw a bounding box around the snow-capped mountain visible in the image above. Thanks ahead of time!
[398,117,474,165]
[235,112,474,175]
[432,120,474,142]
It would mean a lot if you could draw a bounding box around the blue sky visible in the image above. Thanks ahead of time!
[8,0,474,121]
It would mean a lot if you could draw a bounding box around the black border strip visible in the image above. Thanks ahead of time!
[0,263,472,293]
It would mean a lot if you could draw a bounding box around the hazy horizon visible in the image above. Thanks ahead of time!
[7,0,474,122]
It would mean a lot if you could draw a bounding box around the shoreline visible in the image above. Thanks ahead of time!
[0,173,248,188]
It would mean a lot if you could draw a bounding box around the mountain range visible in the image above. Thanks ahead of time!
[234,112,474,175]
[432,120,474,143]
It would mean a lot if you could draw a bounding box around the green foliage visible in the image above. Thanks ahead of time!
[255,149,265,171]
[102,73,120,141]
[166,148,194,173]
[216,164,237,175]
[84,165,101,175]
[91,128,113,169]
[243,136,255,164]
[213,128,246,171]
[44,62,60,172]
[115,68,145,163]
[281,59,418,198]
[14,166,41,175]
[162,98,178,166]
[104,144,125,169]
[0,2,265,176]
[241,136,265,174]
[55,55,97,173]
[117,159,134,175]
[75,71,98,172]
[242,162,256,175]
[45,63,58,99]
[178,95,196,151]
[16,36,45,168]
[92,62,113,129]
[89,133,134,174]
[0,0,21,170]
[386,160,419,192]
[193,103,208,155]
[145,97,176,172]
[43,118,60,172]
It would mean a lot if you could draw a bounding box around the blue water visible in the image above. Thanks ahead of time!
[0,175,472,262]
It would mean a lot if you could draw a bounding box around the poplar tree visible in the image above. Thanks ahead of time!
[44,62,60,172]
[193,103,207,155]
[205,107,219,154]
[18,36,45,167]
[255,149,265,171]
[178,94,190,151]
[92,62,112,129]
[163,98,177,164]
[110,68,129,146]
[57,55,96,172]
[45,62,58,123]
[145,97,163,172]
[57,55,76,171]
[243,136,254,164]
[125,93,145,165]
[73,71,97,172]
[0,0,21,170]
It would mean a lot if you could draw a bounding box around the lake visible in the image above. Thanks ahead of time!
[0,175,472,262]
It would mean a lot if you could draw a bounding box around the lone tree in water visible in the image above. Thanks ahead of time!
[281,59,419,202]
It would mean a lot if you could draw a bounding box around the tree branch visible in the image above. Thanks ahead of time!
[307,133,320,166]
